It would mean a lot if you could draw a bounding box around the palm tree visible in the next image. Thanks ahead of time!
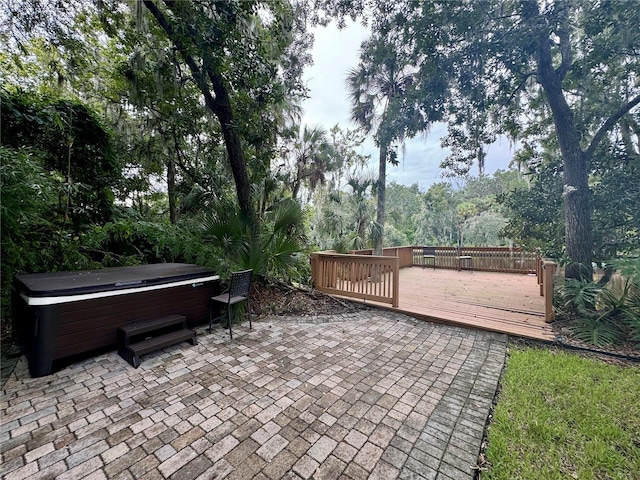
[343,174,381,251]
[285,125,334,201]
[346,32,424,256]
[312,173,379,252]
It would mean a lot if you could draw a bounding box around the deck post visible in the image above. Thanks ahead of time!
[538,256,544,296]
[310,253,317,287]
[392,256,399,308]
[542,260,556,322]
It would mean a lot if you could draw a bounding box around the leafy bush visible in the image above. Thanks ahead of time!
[560,278,600,315]
[568,314,622,347]
[557,258,640,348]
[1,89,121,228]
[203,197,310,285]
[624,292,640,344]
[1,147,97,337]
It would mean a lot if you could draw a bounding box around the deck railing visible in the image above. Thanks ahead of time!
[311,251,399,307]
[349,246,414,268]
[310,246,550,318]
[410,246,538,274]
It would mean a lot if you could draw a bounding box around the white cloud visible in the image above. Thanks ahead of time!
[301,20,368,129]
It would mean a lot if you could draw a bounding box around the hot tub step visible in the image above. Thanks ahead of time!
[119,314,187,338]
[118,314,197,368]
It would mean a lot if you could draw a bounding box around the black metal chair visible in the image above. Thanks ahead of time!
[456,248,473,272]
[208,269,253,339]
[422,246,436,269]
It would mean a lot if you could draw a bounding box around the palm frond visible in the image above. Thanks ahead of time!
[621,288,640,345]
[561,278,600,314]
[368,220,383,249]
[569,317,621,347]
[268,198,304,235]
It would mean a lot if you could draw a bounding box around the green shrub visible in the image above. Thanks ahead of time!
[203,197,310,284]
[557,259,640,348]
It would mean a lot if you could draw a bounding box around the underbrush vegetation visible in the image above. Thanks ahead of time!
[482,347,640,480]
[556,259,640,349]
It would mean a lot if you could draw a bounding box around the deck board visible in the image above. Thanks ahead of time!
[338,267,555,341]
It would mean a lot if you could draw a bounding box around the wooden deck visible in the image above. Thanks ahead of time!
[341,267,555,341]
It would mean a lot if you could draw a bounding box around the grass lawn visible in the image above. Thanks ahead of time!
[482,347,640,480]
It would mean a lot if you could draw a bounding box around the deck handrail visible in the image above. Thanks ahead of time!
[349,246,414,268]
[311,251,399,307]
[410,246,538,274]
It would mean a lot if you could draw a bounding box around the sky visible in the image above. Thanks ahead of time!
[300,21,514,191]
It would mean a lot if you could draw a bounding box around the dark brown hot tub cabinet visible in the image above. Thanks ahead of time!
[12,263,219,377]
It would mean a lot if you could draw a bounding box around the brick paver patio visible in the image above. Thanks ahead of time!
[1,311,506,479]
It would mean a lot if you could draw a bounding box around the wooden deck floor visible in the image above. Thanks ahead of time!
[347,267,555,341]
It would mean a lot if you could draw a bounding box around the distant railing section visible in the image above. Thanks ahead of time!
[311,251,399,307]
[411,246,538,274]
[349,246,414,268]
[537,257,557,323]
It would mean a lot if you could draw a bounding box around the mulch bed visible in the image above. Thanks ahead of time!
[250,282,367,318]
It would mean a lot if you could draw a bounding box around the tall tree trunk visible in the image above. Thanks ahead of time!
[523,0,640,280]
[167,156,177,224]
[291,162,302,200]
[537,71,592,279]
[374,143,387,257]
[208,71,255,227]
[532,5,592,280]
[369,143,388,283]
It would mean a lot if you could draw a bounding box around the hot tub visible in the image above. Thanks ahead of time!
[12,263,219,377]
